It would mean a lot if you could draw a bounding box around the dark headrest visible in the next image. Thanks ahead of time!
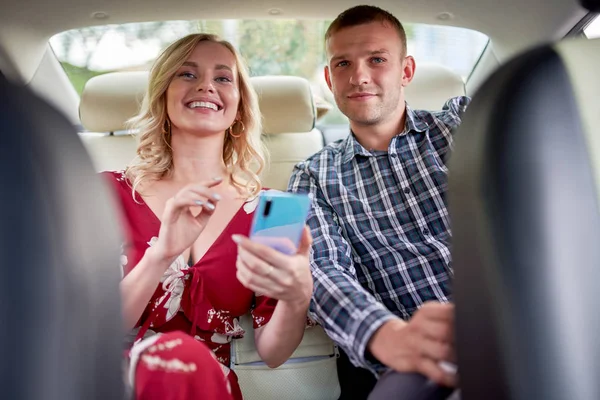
[0,75,124,399]
[449,43,600,399]
[580,0,600,12]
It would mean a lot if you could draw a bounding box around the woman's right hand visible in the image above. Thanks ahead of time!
[148,178,222,265]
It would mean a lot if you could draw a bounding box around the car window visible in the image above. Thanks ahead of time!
[49,20,488,126]
[584,15,600,38]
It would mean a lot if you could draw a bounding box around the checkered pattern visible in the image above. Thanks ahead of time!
[288,96,469,374]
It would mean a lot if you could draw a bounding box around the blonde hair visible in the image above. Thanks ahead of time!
[125,33,265,199]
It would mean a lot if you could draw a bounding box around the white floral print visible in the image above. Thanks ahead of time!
[243,195,260,214]
[147,236,189,321]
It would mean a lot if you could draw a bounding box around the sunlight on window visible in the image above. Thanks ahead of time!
[584,16,600,39]
[50,20,488,126]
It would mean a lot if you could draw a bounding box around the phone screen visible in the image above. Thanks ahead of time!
[249,191,311,255]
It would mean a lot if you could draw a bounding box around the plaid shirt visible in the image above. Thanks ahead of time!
[288,96,470,374]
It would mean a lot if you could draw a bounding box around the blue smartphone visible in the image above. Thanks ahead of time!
[249,191,312,255]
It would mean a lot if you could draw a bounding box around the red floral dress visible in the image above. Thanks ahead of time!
[103,171,277,400]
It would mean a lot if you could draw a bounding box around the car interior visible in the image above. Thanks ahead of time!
[1,0,599,399]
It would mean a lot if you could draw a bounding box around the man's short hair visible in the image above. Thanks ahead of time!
[325,5,408,58]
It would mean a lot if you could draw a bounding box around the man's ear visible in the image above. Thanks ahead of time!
[324,65,333,91]
[401,56,416,87]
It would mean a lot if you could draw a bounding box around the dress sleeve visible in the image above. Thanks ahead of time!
[250,295,278,329]
[99,171,130,278]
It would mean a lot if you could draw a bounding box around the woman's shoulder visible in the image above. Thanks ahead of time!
[99,170,136,204]
[100,169,128,183]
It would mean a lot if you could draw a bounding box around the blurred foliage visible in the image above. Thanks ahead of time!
[55,19,417,125]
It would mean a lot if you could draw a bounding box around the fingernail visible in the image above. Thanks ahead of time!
[205,202,215,211]
[212,193,222,201]
[438,361,458,375]
[194,200,203,206]
[231,235,242,244]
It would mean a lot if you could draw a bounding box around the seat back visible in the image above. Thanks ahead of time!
[250,75,324,190]
[0,76,123,398]
[448,38,600,400]
[405,62,466,110]
[79,71,143,171]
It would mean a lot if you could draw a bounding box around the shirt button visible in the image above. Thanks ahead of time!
[422,228,430,236]
[403,187,411,194]
[391,153,398,158]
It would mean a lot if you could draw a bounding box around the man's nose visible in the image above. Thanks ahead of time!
[349,63,370,86]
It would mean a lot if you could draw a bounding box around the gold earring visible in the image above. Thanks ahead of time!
[229,120,244,138]
[237,120,245,133]
[162,118,171,135]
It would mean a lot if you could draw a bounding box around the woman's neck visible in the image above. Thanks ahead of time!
[168,130,228,185]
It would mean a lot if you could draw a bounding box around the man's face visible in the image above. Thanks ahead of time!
[325,22,415,127]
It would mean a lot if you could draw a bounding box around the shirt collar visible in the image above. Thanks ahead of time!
[340,104,429,164]
[404,104,429,134]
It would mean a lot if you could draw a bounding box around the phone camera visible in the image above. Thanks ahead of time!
[263,198,272,217]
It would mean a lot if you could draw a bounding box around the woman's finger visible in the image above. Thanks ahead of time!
[172,177,223,204]
[297,226,313,257]
[185,186,222,204]
[232,234,291,267]
[236,258,273,286]
[236,258,281,296]
[171,192,217,213]
[161,192,216,225]
[237,248,285,280]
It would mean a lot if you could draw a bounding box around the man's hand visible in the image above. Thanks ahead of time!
[368,301,457,387]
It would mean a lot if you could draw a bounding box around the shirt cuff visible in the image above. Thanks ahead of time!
[350,305,399,374]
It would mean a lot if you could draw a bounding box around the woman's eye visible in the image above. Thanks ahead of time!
[216,76,232,83]
[179,72,196,79]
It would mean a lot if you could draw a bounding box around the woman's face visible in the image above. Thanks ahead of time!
[166,41,241,137]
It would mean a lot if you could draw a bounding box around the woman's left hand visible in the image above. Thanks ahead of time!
[233,226,313,306]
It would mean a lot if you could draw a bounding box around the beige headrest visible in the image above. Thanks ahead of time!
[80,71,148,134]
[250,75,315,134]
[80,72,319,134]
[405,63,466,111]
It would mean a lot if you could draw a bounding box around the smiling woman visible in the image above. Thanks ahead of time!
[123,33,263,201]
[49,19,488,126]
[100,32,316,400]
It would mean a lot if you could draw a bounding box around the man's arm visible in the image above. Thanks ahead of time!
[288,162,458,386]
[288,162,397,372]
[441,95,470,128]
[428,95,471,165]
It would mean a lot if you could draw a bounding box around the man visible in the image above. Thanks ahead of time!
[288,5,469,398]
